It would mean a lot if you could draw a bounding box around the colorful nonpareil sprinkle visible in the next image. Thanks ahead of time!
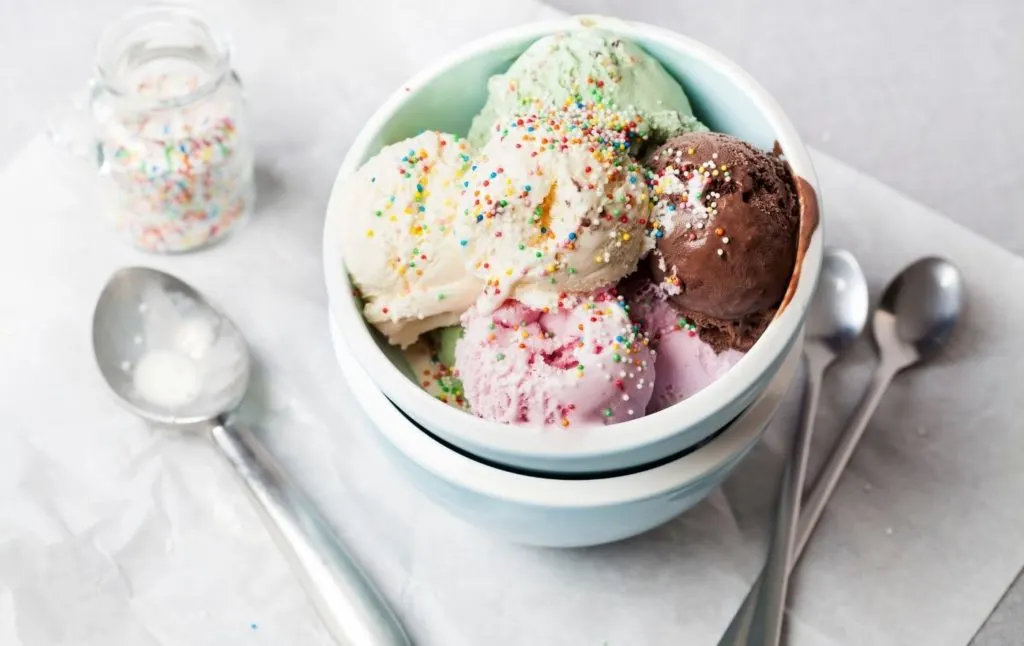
[646,145,735,265]
[407,343,471,412]
[456,291,654,426]
[97,72,253,252]
[456,103,653,308]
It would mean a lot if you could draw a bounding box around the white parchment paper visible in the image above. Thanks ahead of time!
[2,1,1023,644]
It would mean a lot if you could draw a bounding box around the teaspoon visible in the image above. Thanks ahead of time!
[722,248,869,645]
[92,267,411,646]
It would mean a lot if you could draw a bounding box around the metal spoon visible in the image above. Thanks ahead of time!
[721,256,964,645]
[92,267,411,646]
[720,248,869,645]
[794,256,963,558]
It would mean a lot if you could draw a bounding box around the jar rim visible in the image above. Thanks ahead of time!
[95,4,232,108]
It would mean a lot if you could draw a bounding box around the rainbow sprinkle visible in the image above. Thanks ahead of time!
[458,104,654,307]
[98,72,253,252]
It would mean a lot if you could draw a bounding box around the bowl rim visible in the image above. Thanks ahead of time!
[323,16,822,461]
[331,312,800,508]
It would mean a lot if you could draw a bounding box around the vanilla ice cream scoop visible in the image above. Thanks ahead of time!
[455,107,653,312]
[336,131,483,348]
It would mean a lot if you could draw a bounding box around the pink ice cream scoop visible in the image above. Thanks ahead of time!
[648,326,743,413]
[455,292,655,428]
[622,276,743,414]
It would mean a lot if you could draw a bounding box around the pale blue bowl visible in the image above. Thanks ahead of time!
[331,313,800,547]
[324,16,822,475]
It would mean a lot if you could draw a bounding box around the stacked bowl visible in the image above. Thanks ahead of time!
[323,16,822,547]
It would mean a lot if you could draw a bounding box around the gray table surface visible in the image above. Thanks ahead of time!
[2,0,1021,643]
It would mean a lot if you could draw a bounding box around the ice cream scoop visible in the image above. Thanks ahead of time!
[429,324,464,369]
[456,107,652,312]
[455,292,654,427]
[621,275,743,412]
[648,132,800,351]
[337,131,482,348]
[402,336,469,412]
[468,30,705,148]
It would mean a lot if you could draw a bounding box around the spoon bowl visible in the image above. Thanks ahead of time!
[876,256,964,362]
[92,267,250,425]
[806,248,870,355]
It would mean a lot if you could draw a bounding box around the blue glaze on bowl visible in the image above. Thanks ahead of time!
[374,434,758,547]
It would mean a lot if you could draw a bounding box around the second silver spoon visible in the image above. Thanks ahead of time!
[756,249,869,644]
[722,255,963,645]
[722,248,869,645]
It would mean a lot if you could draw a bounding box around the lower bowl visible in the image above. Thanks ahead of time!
[331,315,800,547]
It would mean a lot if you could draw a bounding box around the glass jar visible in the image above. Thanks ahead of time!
[86,5,254,252]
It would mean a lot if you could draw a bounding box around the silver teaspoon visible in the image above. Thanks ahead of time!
[721,248,869,646]
[721,256,963,645]
[794,256,964,559]
[93,267,411,646]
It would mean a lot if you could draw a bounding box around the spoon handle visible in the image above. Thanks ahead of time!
[718,345,831,646]
[210,422,411,646]
[755,344,832,645]
[794,361,898,557]
[720,360,900,646]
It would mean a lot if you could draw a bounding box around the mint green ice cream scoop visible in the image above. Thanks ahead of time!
[468,30,706,147]
[433,324,463,369]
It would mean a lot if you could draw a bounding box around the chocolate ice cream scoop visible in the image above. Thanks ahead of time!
[647,132,800,349]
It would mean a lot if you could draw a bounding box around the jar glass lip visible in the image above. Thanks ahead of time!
[95,4,231,108]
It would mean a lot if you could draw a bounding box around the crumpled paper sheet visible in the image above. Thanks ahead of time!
[2,0,1024,644]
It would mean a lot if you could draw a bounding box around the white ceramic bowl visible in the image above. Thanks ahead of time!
[323,15,821,474]
[331,314,799,547]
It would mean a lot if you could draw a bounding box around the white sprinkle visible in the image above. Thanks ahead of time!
[722,236,730,244]
[628,409,634,415]
[622,394,630,401]
[717,249,725,257]
[711,153,719,159]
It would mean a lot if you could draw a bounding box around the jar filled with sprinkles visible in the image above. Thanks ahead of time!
[90,5,253,252]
